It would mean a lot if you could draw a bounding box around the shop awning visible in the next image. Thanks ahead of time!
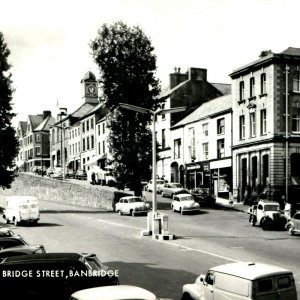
[86,154,107,165]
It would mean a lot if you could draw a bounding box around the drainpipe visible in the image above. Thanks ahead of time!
[285,64,289,203]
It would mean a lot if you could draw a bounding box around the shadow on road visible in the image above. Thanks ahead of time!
[104,261,197,300]
[40,209,111,214]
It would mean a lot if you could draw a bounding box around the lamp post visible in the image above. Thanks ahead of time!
[119,103,186,236]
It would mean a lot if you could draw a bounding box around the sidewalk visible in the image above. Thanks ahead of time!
[215,197,250,213]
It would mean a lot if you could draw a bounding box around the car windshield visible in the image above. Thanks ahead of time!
[170,183,182,188]
[85,255,106,271]
[180,196,194,201]
[128,198,142,203]
[264,205,280,211]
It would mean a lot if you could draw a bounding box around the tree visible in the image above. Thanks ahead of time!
[0,32,19,189]
[90,21,162,195]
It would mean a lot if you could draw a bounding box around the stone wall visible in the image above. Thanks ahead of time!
[0,173,131,211]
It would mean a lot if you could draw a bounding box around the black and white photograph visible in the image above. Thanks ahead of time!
[0,0,300,299]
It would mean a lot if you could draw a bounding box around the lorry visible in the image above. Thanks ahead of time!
[3,196,40,226]
[248,199,287,230]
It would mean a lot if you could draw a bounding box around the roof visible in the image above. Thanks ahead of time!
[28,114,44,130]
[158,79,190,100]
[280,47,300,56]
[71,285,157,300]
[34,115,55,131]
[81,71,96,82]
[2,252,83,263]
[172,94,232,128]
[211,83,231,95]
[19,121,27,135]
[211,262,291,280]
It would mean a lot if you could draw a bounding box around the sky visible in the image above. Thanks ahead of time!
[1,0,300,126]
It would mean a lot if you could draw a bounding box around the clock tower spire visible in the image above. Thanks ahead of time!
[81,71,98,104]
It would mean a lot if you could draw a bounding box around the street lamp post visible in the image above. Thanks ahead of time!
[119,103,186,237]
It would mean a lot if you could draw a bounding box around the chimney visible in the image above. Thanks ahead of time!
[188,68,207,82]
[259,50,272,58]
[43,110,51,119]
[170,67,188,89]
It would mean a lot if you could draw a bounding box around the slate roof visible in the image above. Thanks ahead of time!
[172,94,232,129]
[280,47,300,56]
[34,115,55,131]
[19,121,27,135]
[211,83,231,95]
[158,80,190,100]
[28,115,44,130]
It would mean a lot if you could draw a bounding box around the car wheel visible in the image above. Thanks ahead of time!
[119,211,123,216]
[288,226,294,236]
[131,210,136,217]
[182,292,193,300]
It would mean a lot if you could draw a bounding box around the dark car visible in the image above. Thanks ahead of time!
[0,236,29,249]
[0,244,46,260]
[75,169,87,180]
[66,170,77,179]
[0,228,17,237]
[0,252,119,300]
[190,188,216,206]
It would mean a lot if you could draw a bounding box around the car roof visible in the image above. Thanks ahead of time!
[0,245,42,253]
[175,194,193,198]
[259,200,280,205]
[71,285,157,300]
[1,252,84,263]
[120,196,141,200]
[211,262,292,280]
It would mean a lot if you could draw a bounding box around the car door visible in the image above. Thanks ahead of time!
[116,199,123,212]
[293,213,300,231]
[123,199,129,213]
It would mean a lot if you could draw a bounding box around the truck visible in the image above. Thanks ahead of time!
[248,199,287,230]
[3,196,40,226]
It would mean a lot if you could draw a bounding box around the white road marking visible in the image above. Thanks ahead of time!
[96,217,240,262]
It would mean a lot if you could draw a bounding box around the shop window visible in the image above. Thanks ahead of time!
[251,156,258,187]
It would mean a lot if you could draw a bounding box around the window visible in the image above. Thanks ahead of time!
[261,73,266,94]
[35,134,40,143]
[82,122,85,133]
[292,105,300,132]
[82,138,85,151]
[217,118,225,134]
[217,139,225,158]
[260,109,267,135]
[188,127,195,159]
[250,112,256,137]
[239,115,245,139]
[35,147,41,156]
[102,141,105,153]
[98,125,101,136]
[102,123,105,134]
[277,277,291,289]
[86,120,89,131]
[161,104,165,120]
[202,123,208,136]
[98,142,101,154]
[162,129,166,148]
[239,81,245,101]
[174,139,181,159]
[87,137,90,150]
[258,279,273,293]
[293,72,300,92]
[250,77,255,97]
[202,143,208,160]
[91,135,94,149]
[91,119,94,129]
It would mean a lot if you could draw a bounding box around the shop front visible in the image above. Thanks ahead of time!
[185,161,210,190]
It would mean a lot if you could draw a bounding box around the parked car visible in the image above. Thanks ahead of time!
[0,235,44,250]
[190,188,216,206]
[0,244,46,260]
[66,169,77,179]
[146,179,165,193]
[76,169,87,180]
[182,261,297,300]
[161,182,184,198]
[70,285,158,300]
[0,252,119,300]
[115,196,150,216]
[285,212,300,235]
[0,228,17,237]
[171,193,200,215]
[46,167,55,177]
[248,200,287,230]
[51,167,63,179]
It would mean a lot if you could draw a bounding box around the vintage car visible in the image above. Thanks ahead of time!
[182,262,297,300]
[70,285,158,300]
[161,182,185,198]
[171,193,200,215]
[75,169,87,180]
[115,196,150,216]
[248,200,287,230]
[146,179,166,193]
[189,188,216,206]
[285,212,300,235]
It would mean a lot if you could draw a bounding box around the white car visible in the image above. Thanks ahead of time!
[115,196,150,216]
[70,285,158,300]
[171,194,200,215]
[146,179,166,193]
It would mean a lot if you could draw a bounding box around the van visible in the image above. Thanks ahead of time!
[182,262,297,300]
[0,252,119,300]
[3,196,40,226]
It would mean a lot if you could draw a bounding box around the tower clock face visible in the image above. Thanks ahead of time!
[87,85,96,95]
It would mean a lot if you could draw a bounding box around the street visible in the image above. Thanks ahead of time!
[0,190,299,299]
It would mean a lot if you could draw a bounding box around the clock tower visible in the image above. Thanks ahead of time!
[81,71,98,104]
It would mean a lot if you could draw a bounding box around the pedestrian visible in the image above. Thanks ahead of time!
[91,172,96,185]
